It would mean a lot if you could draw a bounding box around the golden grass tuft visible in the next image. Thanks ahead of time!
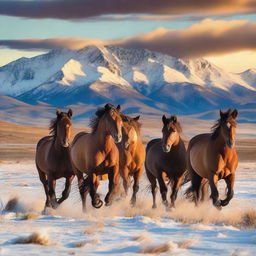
[241,209,256,229]
[19,212,38,220]
[139,242,173,254]
[132,232,151,242]
[14,232,49,245]
[178,239,196,249]
[71,239,98,248]
[4,197,19,212]
[83,222,104,235]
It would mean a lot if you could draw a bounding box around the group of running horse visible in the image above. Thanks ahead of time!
[35,103,238,212]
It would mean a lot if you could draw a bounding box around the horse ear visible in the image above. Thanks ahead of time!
[104,103,112,111]
[56,109,61,117]
[116,104,121,112]
[219,110,224,118]
[67,109,73,118]
[172,115,177,123]
[122,115,129,122]
[231,109,238,119]
[162,115,167,125]
[133,115,140,121]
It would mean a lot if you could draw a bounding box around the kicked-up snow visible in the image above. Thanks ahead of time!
[0,160,256,255]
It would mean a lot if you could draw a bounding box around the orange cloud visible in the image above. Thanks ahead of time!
[0,0,255,19]
[1,19,256,58]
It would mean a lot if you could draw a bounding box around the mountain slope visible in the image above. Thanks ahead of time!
[0,45,256,119]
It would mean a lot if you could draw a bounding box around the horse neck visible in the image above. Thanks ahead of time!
[53,135,69,153]
[172,134,180,147]
[94,117,113,151]
[212,132,228,153]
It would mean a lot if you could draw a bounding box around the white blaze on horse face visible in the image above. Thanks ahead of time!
[107,109,123,143]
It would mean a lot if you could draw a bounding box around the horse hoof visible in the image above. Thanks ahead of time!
[214,201,222,210]
[105,201,112,207]
[162,200,168,207]
[152,204,157,209]
[220,200,229,207]
[93,199,103,209]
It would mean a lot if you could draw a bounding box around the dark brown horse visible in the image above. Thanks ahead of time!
[71,104,123,211]
[118,115,146,206]
[186,109,238,209]
[36,109,74,210]
[145,115,187,209]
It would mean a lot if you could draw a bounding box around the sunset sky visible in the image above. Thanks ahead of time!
[1,0,256,72]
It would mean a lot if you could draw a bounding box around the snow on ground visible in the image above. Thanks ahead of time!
[0,161,256,255]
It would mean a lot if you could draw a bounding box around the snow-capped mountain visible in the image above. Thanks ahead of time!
[0,45,256,118]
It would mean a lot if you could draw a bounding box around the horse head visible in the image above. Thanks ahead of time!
[161,115,181,153]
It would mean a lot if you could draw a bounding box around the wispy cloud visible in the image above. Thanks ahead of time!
[1,19,256,58]
[0,0,255,20]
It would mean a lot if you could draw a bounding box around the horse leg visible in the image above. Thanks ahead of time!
[105,165,120,206]
[157,171,168,207]
[221,173,235,206]
[57,175,75,204]
[131,167,143,206]
[37,167,51,209]
[200,179,209,202]
[48,175,58,209]
[146,168,158,209]
[122,166,130,196]
[170,176,183,208]
[76,171,88,212]
[89,173,103,209]
[189,166,203,206]
[209,174,221,209]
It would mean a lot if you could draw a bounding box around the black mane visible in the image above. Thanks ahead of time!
[211,109,231,139]
[89,104,115,133]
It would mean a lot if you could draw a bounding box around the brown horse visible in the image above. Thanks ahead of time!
[186,109,238,209]
[71,103,123,211]
[145,115,187,209]
[118,115,146,206]
[36,109,74,210]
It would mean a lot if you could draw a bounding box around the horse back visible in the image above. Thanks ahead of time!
[146,138,161,153]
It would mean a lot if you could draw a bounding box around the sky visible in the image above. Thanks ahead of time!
[1,0,256,72]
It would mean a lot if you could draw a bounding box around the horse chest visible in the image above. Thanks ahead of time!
[93,151,114,169]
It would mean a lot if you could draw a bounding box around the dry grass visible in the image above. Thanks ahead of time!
[132,232,151,242]
[19,212,38,220]
[71,239,98,248]
[178,239,196,249]
[4,197,19,212]
[14,232,50,245]
[139,242,173,254]
[83,222,104,235]
[241,209,256,229]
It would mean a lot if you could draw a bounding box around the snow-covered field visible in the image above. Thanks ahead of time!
[0,160,255,256]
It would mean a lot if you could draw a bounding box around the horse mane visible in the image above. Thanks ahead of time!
[89,104,116,133]
[49,117,59,137]
[49,111,69,137]
[211,109,231,140]
[121,114,142,135]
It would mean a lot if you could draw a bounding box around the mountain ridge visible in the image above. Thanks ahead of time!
[0,45,256,122]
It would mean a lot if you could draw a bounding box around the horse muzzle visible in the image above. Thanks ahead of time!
[162,144,171,153]
[113,134,122,143]
[62,139,70,148]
